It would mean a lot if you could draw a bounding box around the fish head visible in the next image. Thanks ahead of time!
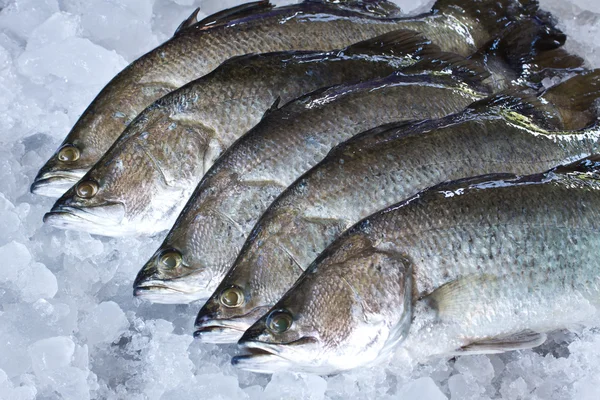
[234,240,414,374]
[31,108,131,197]
[133,205,244,304]
[194,240,301,344]
[133,240,218,304]
[231,273,332,374]
[43,109,200,236]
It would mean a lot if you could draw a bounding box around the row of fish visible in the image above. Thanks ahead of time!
[30,0,600,374]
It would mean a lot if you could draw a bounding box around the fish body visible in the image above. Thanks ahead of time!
[133,72,490,306]
[31,0,549,196]
[43,31,435,236]
[234,157,600,374]
[195,71,600,342]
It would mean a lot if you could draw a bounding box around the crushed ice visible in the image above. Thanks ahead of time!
[0,0,599,398]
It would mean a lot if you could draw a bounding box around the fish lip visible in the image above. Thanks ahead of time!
[132,279,207,304]
[43,202,126,230]
[30,170,85,196]
[233,339,314,373]
[194,306,273,343]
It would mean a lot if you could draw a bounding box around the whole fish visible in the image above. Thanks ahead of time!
[234,156,600,374]
[30,0,553,197]
[194,70,600,343]
[43,30,437,236]
[132,18,574,306]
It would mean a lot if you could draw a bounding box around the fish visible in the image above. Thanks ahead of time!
[42,30,441,236]
[194,70,600,343]
[30,0,553,197]
[233,155,600,374]
[132,16,574,306]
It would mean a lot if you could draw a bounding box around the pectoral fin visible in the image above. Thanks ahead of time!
[458,330,547,354]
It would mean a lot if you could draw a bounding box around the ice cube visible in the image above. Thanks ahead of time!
[79,301,129,346]
[397,377,447,400]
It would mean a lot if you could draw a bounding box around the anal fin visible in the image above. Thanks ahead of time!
[458,330,547,354]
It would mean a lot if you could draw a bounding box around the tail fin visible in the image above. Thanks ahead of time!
[469,17,569,90]
[432,0,546,40]
[541,70,600,131]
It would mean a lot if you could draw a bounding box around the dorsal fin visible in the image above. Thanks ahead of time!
[174,1,274,36]
[305,0,403,17]
[261,96,282,119]
[174,8,201,36]
[342,29,440,59]
[402,52,491,92]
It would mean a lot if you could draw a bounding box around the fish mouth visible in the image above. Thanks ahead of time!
[30,171,84,197]
[194,306,273,344]
[233,338,317,374]
[232,341,291,374]
[43,202,126,236]
[133,279,208,304]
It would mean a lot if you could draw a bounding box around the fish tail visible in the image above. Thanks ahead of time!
[432,0,546,38]
[541,70,600,131]
[469,15,572,90]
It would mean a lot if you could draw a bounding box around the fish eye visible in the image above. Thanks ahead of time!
[266,309,293,334]
[57,145,80,162]
[219,286,245,308]
[158,250,182,270]
[75,180,98,198]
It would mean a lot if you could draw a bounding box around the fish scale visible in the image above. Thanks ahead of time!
[31,0,548,197]
[195,71,600,343]
[234,160,600,374]
[137,75,487,305]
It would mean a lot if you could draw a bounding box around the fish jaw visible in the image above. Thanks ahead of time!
[133,268,216,304]
[133,282,207,304]
[43,202,128,236]
[30,170,86,197]
[194,306,273,344]
[233,337,329,374]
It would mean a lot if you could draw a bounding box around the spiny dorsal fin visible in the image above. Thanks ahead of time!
[306,0,403,17]
[540,69,600,131]
[342,29,440,59]
[175,1,274,36]
[261,96,282,119]
[402,52,491,92]
[174,7,201,36]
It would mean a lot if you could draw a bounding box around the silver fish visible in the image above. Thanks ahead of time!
[30,0,538,196]
[234,156,600,374]
[43,30,437,236]
[195,70,600,343]
[132,15,575,306]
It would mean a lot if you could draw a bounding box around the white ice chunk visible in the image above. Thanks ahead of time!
[16,261,58,303]
[29,336,90,400]
[0,0,59,39]
[263,372,328,400]
[0,241,31,283]
[397,377,447,400]
[79,301,129,346]
[16,36,127,86]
